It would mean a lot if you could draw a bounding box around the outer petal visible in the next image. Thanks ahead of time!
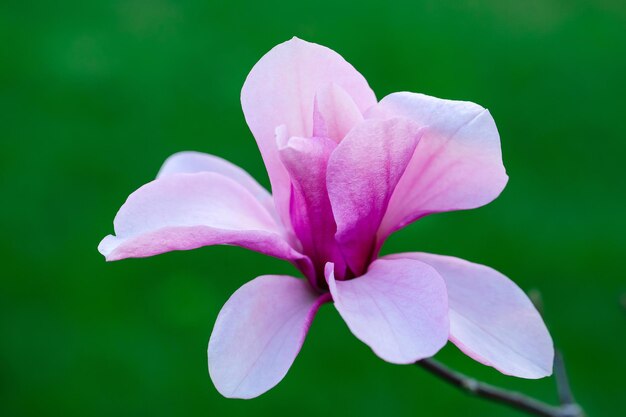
[157,151,276,216]
[208,275,330,399]
[367,92,508,238]
[325,258,449,364]
[98,172,306,265]
[241,37,377,230]
[387,252,554,378]
[326,118,423,275]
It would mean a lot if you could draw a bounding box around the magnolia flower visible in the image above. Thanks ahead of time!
[99,37,553,399]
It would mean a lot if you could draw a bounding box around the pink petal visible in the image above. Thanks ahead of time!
[367,93,508,238]
[241,38,377,232]
[98,172,307,267]
[208,275,330,399]
[387,252,553,378]
[273,124,296,229]
[279,136,344,279]
[157,151,276,216]
[313,83,364,142]
[326,118,423,275]
[325,258,449,364]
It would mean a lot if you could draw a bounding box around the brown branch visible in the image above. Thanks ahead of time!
[553,351,584,416]
[416,357,584,417]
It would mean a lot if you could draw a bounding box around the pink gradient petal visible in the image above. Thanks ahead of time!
[367,92,508,238]
[313,83,364,142]
[386,252,553,378]
[98,172,308,267]
[325,258,449,364]
[327,118,423,275]
[279,136,344,278]
[272,125,295,229]
[157,151,276,216]
[241,37,377,231]
[208,275,330,399]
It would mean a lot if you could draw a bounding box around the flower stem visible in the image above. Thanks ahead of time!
[416,356,584,417]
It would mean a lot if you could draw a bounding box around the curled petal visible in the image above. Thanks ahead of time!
[242,37,377,230]
[157,151,276,216]
[208,275,329,398]
[327,118,423,275]
[386,252,554,378]
[313,83,364,142]
[326,258,449,364]
[367,92,508,238]
[98,172,307,267]
[279,136,344,278]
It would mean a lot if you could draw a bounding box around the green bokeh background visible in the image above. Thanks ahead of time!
[2,0,625,416]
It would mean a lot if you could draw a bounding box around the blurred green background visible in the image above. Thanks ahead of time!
[1,0,625,416]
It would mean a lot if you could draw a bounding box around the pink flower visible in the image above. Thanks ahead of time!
[99,37,553,399]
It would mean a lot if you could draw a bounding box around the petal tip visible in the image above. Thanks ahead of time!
[207,362,259,400]
[98,235,118,261]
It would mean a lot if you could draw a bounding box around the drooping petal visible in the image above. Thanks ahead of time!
[326,118,423,275]
[157,151,276,215]
[208,275,330,399]
[386,252,553,378]
[98,172,307,266]
[313,83,364,142]
[367,92,508,238]
[279,136,345,279]
[325,258,449,364]
[241,37,377,230]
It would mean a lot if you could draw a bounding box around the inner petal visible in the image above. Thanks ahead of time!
[326,118,424,276]
[313,83,364,143]
[279,135,346,284]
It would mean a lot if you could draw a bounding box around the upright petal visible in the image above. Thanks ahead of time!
[208,275,330,399]
[313,83,364,143]
[98,172,307,267]
[367,92,508,238]
[386,253,553,378]
[157,151,276,216]
[327,118,423,275]
[326,258,449,364]
[279,136,344,279]
[241,38,377,230]
[273,125,296,229]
